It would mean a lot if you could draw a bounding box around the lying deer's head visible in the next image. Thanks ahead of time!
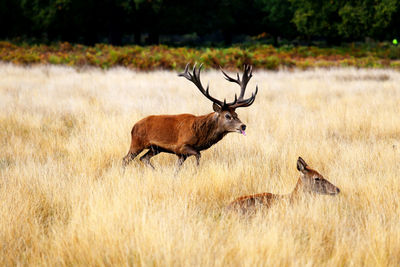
[179,64,258,136]
[296,157,340,195]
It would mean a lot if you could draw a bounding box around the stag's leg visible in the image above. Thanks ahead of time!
[175,145,201,172]
[122,136,144,168]
[180,145,201,163]
[139,147,160,169]
[195,153,201,166]
[175,155,187,174]
[122,150,142,168]
[177,155,187,168]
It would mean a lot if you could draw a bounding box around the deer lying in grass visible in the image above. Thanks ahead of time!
[122,63,258,170]
[227,157,340,213]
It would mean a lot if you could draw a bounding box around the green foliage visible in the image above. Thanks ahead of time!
[290,0,341,40]
[20,0,70,30]
[372,0,399,37]
[1,41,399,70]
[337,2,370,39]
[133,0,162,12]
[1,0,399,44]
[290,0,400,42]
[255,0,297,40]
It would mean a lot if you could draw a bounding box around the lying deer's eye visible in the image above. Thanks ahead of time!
[314,178,321,181]
[225,114,232,120]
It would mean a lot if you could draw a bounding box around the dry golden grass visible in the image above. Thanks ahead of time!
[1,63,400,266]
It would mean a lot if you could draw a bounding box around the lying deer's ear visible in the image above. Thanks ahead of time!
[297,157,308,172]
[213,103,222,113]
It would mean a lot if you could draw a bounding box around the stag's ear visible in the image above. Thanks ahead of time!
[213,103,222,113]
[297,157,308,173]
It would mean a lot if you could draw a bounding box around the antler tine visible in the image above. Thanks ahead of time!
[184,63,190,75]
[179,63,192,80]
[221,68,240,85]
[238,64,253,99]
[194,63,204,85]
[179,63,224,107]
[219,64,258,109]
[229,85,258,109]
[193,63,198,77]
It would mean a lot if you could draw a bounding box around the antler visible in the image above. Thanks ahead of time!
[220,64,258,109]
[179,63,258,110]
[178,63,225,107]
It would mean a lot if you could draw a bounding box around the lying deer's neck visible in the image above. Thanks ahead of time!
[285,177,304,202]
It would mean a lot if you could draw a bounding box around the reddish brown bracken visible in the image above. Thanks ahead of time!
[227,157,340,213]
[122,63,258,170]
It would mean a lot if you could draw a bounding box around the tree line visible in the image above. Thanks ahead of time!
[0,0,399,46]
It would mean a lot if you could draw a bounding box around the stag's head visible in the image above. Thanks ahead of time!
[179,63,258,136]
[296,157,340,195]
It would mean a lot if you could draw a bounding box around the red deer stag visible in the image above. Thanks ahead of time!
[227,157,340,213]
[122,63,258,170]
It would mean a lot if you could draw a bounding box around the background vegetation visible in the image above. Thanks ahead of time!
[1,41,400,70]
[1,64,400,265]
[1,0,399,70]
[1,0,399,46]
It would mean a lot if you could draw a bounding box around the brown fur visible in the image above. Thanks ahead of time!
[227,157,340,213]
[122,110,243,169]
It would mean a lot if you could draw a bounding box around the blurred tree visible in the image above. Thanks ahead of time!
[369,0,399,39]
[0,0,399,45]
[19,0,71,40]
[290,0,400,43]
[255,0,298,44]
[131,0,163,44]
[0,0,28,38]
[142,0,264,45]
[337,0,399,41]
[290,0,341,43]
[337,1,371,40]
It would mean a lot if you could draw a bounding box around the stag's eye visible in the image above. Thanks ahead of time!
[314,178,321,181]
[225,114,232,120]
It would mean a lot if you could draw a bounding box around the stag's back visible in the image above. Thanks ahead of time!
[132,114,197,147]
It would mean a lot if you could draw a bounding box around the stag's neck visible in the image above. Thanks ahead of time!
[192,113,226,150]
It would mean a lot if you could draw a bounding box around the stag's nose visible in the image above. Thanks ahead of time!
[241,124,246,131]
[336,188,340,194]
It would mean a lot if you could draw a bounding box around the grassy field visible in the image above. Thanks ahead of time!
[1,63,400,266]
